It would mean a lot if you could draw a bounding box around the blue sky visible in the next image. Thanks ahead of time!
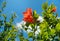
[0,0,60,23]
[0,0,60,41]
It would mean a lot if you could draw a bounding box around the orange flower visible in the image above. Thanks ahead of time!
[23,8,34,23]
[26,8,32,14]
[52,7,56,12]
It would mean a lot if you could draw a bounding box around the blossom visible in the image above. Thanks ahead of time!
[52,7,56,12]
[23,8,34,23]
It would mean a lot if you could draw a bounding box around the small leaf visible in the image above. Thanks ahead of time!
[2,1,6,8]
[25,28,28,31]
[0,20,3,26]
[39,21,48,30]
[25,22,30,27]
[0,10,2,13]
[30,24,34,29]
[50,29,56,35]
[33,10,39,19]
[2,14,6,19]
[28,32,33,38]
[55,23,60,32]
[5,22,11,27]
[42,2,48,10]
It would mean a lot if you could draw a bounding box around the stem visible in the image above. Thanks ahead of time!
[33,24,35,41]
[33,24,37,41]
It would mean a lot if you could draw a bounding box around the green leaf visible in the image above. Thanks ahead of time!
[42,11,46,16]
[42,2,48,10]
[42,32,49,40]
[13,12,17,18]
[10,13,16,23]
[24,28,28,31]
[19,35,24,41]
[39,21,48,30]
[55,13,58,17]
[28,32,33,38]
[0,10,2,13]
[48,14,53,18]
[5,22,11,27]
[30,24,34,29]
[47,3,55,13]
[2,1,6,8]
[55,23,60,32]
[39,40,44,41]
[47,9,51,13]
[25,22,30,27]
[49,3,55,9]
[50,29,56,35]
[2,14,6,19]
[33,10,39,19]
[24,39,28,41]
[0,20,3,26]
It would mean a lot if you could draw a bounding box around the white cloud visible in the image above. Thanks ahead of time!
[37,16,44,22]
[27,29,33,33]
[16,21,26,30]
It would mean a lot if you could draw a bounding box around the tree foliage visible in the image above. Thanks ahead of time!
[0,1,60,41]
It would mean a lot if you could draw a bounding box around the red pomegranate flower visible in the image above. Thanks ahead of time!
[52,7,56,12]
[23,8,34,23]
